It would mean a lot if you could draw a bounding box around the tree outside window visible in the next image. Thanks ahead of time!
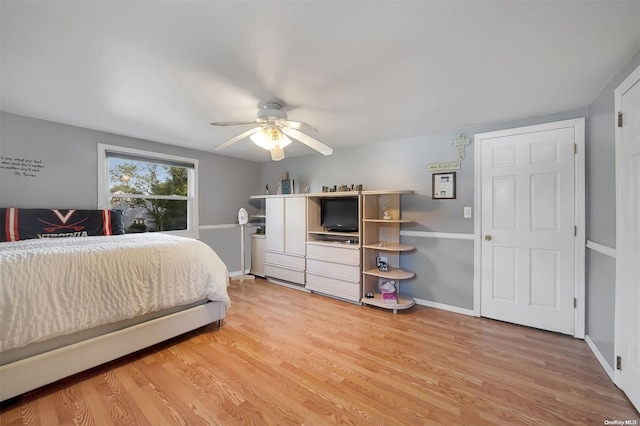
[108,159,189,233]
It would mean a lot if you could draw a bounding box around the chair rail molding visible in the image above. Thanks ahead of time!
[400,230,474,240]
[586,240,616,259]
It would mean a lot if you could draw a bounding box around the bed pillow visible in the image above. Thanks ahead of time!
[0,208,125,241]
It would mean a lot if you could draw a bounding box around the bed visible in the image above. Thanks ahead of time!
[0,208,230,401]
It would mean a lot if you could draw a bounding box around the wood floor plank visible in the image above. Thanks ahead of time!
[1,278,638,425]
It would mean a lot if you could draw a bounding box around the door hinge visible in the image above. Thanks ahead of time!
[616,355,622,370]
[574,298,577,308]
[618,111,623,127]
[574,143,577,155]
[574,226,577,236]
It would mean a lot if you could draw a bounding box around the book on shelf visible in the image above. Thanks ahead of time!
[381,291,398,304]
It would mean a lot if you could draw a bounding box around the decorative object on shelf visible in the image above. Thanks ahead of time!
[265,184,270,195]
[379,280,396,293]
[428,162,461,172]
[379,280,398,304]
[377,256,389,272]
[232,208,255,283]
[321,184,363,192]
[275,172,295,194]
[281,179,294,194]
[365,292,374,298]
[382,206,392,220]
[304,186,311,193]
[378,240,387,247]
[452,132,471,161]
[382,291,398,304]
[432,172,456,199]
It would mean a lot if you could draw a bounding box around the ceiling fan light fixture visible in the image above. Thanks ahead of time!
[212,102,333,160]
[250,127,292,150]
[271,144,285,161]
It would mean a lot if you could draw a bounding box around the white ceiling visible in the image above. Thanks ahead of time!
[1,1,639,162]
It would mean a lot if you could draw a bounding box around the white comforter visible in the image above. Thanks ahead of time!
[0,233,230,353]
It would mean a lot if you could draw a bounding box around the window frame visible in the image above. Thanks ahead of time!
[97,143,199,238]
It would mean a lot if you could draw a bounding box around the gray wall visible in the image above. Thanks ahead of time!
[260,109,586,309]
[3,47,638,344]
[586,50,640,368]
[0,112,262,270]
[199,225,259,275]
[586,249,617,365]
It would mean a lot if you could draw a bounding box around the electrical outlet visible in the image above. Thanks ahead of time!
[464,207,472,218]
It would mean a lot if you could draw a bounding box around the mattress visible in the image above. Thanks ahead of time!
[0,233,230,354]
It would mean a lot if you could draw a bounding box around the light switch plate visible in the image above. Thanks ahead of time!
[464,206,472,218]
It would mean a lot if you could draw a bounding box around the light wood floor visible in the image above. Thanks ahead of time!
[1,278,638,425]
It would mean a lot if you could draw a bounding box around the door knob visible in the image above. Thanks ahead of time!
[484,235,493,241]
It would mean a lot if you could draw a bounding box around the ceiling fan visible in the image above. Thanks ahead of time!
[210,102,333,161]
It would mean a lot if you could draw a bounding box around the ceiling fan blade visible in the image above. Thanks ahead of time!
[214,126,261,151]
[280,120,318,134]
[280,126,333,156]
[210,120,258,126]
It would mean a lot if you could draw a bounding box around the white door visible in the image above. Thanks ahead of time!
[615,67,640,411]
[480,124,577,335]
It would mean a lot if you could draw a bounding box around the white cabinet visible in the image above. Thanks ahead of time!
[250,190,413,309]
[264,195,306,285]
[265,197,284,251]
[305,194,361,302]
[361,190,415,313]
[250,233,265,277]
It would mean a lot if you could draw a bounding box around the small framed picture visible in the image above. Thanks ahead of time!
[432,172,456,199]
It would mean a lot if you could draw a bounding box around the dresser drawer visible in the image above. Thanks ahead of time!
[306,259,360,282]
[264,264,305,285]
[265,251,305,270]
[306,273,360,302]
[306,244,360,265]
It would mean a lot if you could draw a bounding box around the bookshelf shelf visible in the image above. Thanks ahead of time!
[360,190,415,313]
[361,293,415,314]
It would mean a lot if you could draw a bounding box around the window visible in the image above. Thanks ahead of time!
[98,144,199,238]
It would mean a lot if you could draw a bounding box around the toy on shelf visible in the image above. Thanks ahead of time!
[382,206,392,220]
[379,280,397,304]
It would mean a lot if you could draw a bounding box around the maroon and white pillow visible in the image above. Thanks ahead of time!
[0,208,125,241]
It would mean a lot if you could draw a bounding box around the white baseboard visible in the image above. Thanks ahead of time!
[585,335,615,381]
[414,298,474,316]
[229,269,250,277]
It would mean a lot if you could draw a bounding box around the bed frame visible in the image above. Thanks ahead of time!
[0,301,226,401]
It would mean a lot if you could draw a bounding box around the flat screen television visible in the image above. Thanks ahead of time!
[321,197,359,232]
